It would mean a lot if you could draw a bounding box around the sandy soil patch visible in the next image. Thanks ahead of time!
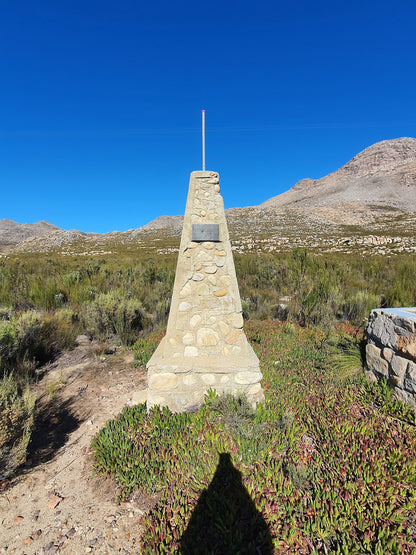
[0,337,151,554]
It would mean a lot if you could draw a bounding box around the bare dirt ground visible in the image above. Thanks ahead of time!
[0,336,152,554]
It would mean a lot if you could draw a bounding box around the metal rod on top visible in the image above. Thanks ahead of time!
[202,109,206,171]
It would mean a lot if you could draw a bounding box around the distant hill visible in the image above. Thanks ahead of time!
[141,137,416,231]
[2,138,416,256]
[259,137,416,214]
[0,219,61,248]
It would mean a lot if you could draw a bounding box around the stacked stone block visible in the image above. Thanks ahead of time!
[146,171,264,412]
[366,308,416,408]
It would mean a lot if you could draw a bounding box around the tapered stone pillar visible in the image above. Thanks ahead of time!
[146,171,264,412]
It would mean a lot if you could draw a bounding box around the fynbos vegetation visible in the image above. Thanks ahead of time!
[92,323,416,553]
[1,246,415,544]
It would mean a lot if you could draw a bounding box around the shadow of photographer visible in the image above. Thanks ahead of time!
[180,452,273,554]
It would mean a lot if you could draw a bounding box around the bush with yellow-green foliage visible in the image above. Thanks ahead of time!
[1,249,415,334]
[0,374,35,479]
[81,292,150,346]
[0,308,77,379]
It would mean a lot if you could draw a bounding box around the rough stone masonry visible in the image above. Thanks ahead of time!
[146,171,265,412]
[366,308,416,408]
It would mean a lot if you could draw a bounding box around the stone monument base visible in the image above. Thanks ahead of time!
[147,337,264,412]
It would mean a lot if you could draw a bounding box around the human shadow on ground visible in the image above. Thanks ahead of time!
[27,395,85,467]
[180,452,273,555]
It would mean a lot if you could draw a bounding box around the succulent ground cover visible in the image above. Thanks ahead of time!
[91,322,416,553]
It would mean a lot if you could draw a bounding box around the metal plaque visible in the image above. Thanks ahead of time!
[192,224,220,242]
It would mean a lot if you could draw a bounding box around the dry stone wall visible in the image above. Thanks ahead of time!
[365,308,416,408]
[146,171,264,412]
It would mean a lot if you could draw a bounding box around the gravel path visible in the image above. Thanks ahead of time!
[0,337,150,554]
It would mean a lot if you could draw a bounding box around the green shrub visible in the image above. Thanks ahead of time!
[0,320,18,367]
[82,292,149,345]
[341,290,380,324]
[0,374,35,479]
[0,309,77,379]
[327,333,365,383]
[0,306,12,321]
[1,250,414,331]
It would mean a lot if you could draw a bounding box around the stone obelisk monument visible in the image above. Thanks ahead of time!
[146,170,264,412]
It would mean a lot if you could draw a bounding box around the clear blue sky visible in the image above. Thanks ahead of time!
[1,0,415,232]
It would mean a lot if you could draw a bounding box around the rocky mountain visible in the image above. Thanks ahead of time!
[140,215,184,231]
[0,219,60,249]
[2,138,416,257]
[259,137,416,215]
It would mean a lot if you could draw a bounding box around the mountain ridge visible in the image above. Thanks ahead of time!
[258,137,416,212]
[2,137,416,255]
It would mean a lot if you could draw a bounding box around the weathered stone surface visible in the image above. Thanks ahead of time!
[182,332,195,345]
[394,388,416,409]
[197,283,210,296]
[169,337,177,346]
[230,313,244,329]
[382,347,394,362]
[149,373,179,391]
[395,317,415,333]
[397,333,416,360]
[184,346,199,357]
[196,251,213,262]
[147,393,167,406]
[389,375,401,387]
[220,275,232,286]
[180,282,193,298]
[213,289,228,297]
[247,383,262,395]
[225,329,242,345]
[204,265,217,274]
[366,343,388,376]
[367,312,398,349]
[218,321,230,336]
[390,355,408,378]
[190,314,201,328]
[405,361,416,393]
[201,374,216,385]
[197,328,219,346]
[407,360,416,380]
[179,301,192,312]
[132,390,147,404]
[183,374,197,386]
[235,371,263,385]
[192,273,204,281]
